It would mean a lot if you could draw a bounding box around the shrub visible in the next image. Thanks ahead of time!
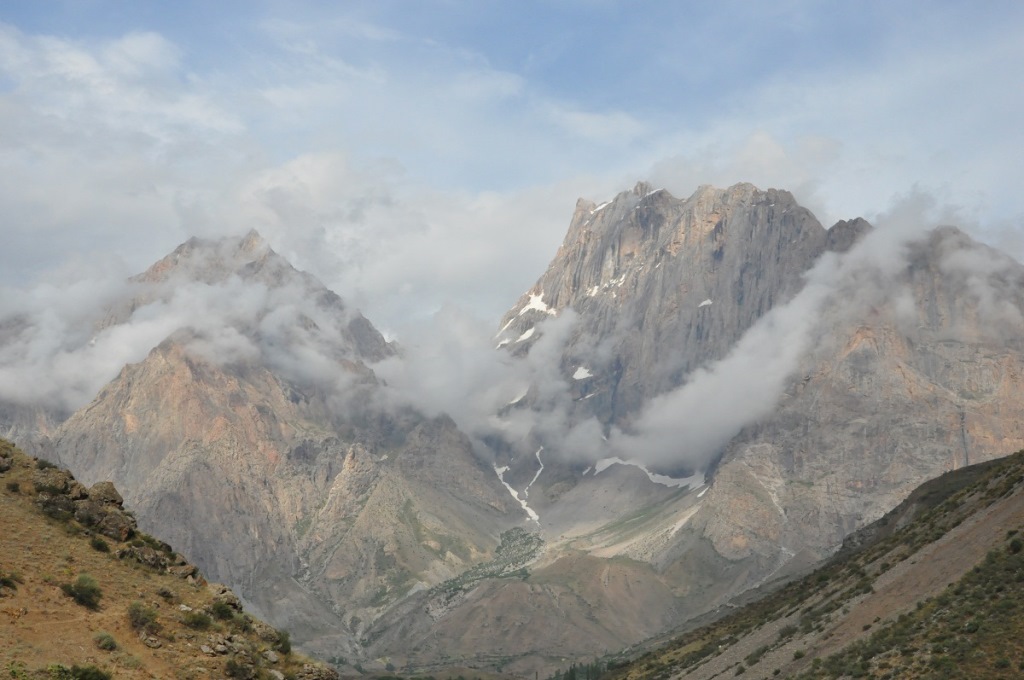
[127,601,160,634]
[225,659,249,678]
[61,574,102,609]
[1009,538,1023,554]
[211,600,235,620]
[90,536,110,553]
[184,611,212,630]
[5,481,18,492]
[94,632,117,651]
[793,650,806,660]
[230,613,253,632]
[275,629,292,655]
[36,458,58,470]
[156,587,175,602]
[70,666,112,680]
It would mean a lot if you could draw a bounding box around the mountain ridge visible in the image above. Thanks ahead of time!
[4,183,1024,676]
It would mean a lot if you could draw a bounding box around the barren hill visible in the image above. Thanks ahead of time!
[603,448,1024,679]
[0,438,337,680]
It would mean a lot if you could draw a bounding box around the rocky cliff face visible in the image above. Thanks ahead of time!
[496,182,864,429]
[692,226,1024,569]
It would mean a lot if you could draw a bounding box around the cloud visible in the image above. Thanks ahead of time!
[606,190,949,469]
[0,236,372,413]
[373,308,586,458]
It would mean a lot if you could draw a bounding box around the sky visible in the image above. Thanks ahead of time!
[2,0,1024,334]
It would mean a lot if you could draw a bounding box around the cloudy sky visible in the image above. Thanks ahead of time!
[2,0,1023,333]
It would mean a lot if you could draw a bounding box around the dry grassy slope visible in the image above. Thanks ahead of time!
[0,439,336,680]
[603,448,1024,680]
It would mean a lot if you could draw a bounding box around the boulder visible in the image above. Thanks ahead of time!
[295,664,340,680]
[207,583,243,612]
[249,617,279,643]
[117,545,169,570]
[33,467,73,494]
[88,481,124,506]
[35,492,74,517]
[97,509,136,541]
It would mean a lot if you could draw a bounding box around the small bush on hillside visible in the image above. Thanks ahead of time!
[127,601,160,634]
[5,481,18,492]
[224,659,253,678]
[94,632,117,651]
[274,629,292,655]
[90,536,110,553]
[229,613,253,632]
[36,458,58,470]
[184,611,212,630]
[61,574,102,609]
[70,666,112,680]
[211,600,234,620]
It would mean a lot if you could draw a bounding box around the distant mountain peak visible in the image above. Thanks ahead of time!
[135,230,284,286]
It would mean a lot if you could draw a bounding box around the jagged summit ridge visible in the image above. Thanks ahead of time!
[497,181,837,427]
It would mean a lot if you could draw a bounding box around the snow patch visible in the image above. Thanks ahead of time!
[698,299,713,308]
[496,317,515,336]
[594,457,705,489]
[515,327,535,342]
[697,486,709,498]
[518,292,556,316]
[495,338,511,349]
[523,447,544,498]
[591,201,611,214]
[582,466,592,476]
[572,366,593,380]
[507,388,528,406]
[494,465,539,523]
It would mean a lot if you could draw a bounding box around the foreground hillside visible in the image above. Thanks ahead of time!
[0,439,337,680]
[603,448,1024,679]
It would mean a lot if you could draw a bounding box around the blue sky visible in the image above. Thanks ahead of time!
[2,1,1023,331]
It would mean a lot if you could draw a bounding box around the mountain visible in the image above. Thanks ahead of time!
[27,232,524,666]
[4,182,1024,677]
[496,182,863,428]
[602,447,1024,679]
[473,182,1024,671]
[0,438,339,680]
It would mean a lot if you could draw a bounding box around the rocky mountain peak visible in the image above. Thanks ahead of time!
[825,216,873,253]
[136,229,279,285]
[497,181,832,425]
[238,227,270,255]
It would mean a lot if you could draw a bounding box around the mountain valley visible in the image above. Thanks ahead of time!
[3,181,1024,677]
